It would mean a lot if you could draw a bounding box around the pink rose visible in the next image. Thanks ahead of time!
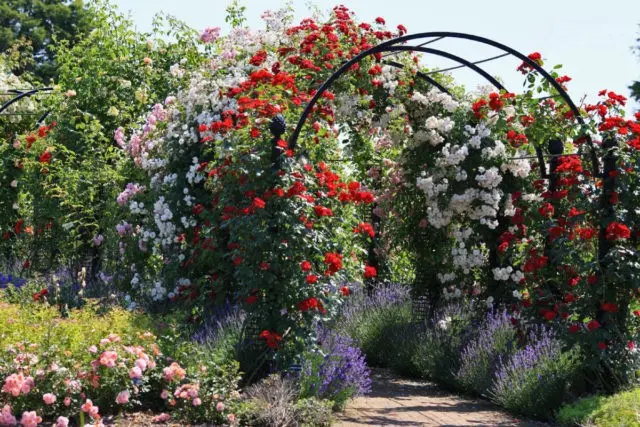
[56,416,69,427]
[20,411,42,427]
[0,405,17,426]
[116,390,130,405]
[192,398,202,406]
[64,396,71,407]
[43,393,57,405]
[216,402,225,412]
[129,366,142,379]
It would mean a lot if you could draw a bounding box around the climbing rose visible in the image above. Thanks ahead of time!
[364,265,377,279]
[20,411,42,427]
[605,222,630,240]
[300,260,312,271]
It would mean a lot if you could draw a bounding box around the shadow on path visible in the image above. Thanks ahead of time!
[336,369,553,427]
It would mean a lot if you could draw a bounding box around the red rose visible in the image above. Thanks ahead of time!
[600,302,617,313]
[252,197,266,209]
[39,151,52,164]
[568,324,581,334]
[340,286,350,296]
[245,295,257,305]
[605,222,630,241]
[538,203,555,218]
[298,297,319,312]
[586,319,601,331]
[364,265,377,279]
[597,341,607,351]
[375,17,385,25]
[305,274,318,284]
[300,261,312,271]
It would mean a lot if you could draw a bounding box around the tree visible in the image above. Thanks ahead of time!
[0,0,92,83]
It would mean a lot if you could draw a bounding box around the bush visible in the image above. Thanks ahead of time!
[299,328,371,410]
[489,326,580,418]
[0,298,242,425]
[412,302,476,388]
[557,388,640,426]
[455,309,517,395]
[336,282,414,369]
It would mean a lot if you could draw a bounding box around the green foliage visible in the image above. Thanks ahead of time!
[0,0,93,82]
[557,388,640,426]
[225,0,247,28]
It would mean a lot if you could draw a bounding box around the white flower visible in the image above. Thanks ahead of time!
[486,296,494,308]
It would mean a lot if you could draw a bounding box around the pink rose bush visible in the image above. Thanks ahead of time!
[0,328,241,425]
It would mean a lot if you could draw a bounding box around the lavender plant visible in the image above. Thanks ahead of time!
[335,281,414,368]
[455,308,517,395]
[299,327,371,409]
[489,325,579,418]
[192,301,246,364]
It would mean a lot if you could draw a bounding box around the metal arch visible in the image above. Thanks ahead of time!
[287,31,597,172]
[0,87,53,115]
[289,44,505,149]
[383,60,452,96]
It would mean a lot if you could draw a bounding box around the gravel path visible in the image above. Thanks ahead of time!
[336,369,551,427]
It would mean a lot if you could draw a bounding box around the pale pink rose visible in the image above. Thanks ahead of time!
[134,358,148,371]
[0,405,17,426]
[2,373,34,397]
[116,390,130,405]
[20,411,42,427]
[12,140,20,149]
[227,414,236,423]
[99,339,110,346]
[99,351,118,368]
[64,90,76,97]
[192,398,202,406]
[43,393,57,405]
[129,366,142,379]
[56,416,69,427]
[88,345,98,354]
[216,402,225,412]
[107,334,121,342]
[143,57,153,65]
[160,389,168,399]
[64,396,71,407]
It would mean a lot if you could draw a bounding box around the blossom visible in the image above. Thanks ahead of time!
[300,260,312,271]
[586,319,601,331]
[163,362,186,382]
[216,401,225,412]
[99,350,118,368]
[20,411,42,427]
[116,390,130,404]
[364,265,377,279]
[0,405,17,426]
[605,222,630,240]
[56,416,69,427]
[43,393,57,405]
[298,297,319,312]
[341,286,350,296]
[259,330,282,349]
[306,274,318,284]
[200,27,221,43]
[64,89,77,97]
[2,373,35,396]
[81,399,99,418]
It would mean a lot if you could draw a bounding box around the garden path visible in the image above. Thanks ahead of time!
[337,369,552,427]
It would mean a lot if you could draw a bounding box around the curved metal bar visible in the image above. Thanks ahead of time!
[424,52,510,75]
[289,44,505,149]
[383,60,452,96]
[0,87,53,115]
[387,46,505,91]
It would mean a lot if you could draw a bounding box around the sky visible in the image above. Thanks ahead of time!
[114,0,640,111]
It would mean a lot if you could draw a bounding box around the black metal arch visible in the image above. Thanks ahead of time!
[287,31,597,173]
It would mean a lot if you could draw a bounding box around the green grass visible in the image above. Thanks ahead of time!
[557,388,640,426]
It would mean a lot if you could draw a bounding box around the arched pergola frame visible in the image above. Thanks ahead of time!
[287,31,598,175]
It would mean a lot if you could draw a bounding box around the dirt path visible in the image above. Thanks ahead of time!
[336,369,551,427]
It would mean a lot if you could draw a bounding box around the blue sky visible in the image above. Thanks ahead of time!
[114,0,640,111]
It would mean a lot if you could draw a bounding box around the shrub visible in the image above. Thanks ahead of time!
[299,328,370,409]
[489,325,580,418]
[0,299,242,425]
[413,301,476,388]
[336,282,414,368]
[557,388,640,426]
[455,309,517,395]
[242,374,299,427]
